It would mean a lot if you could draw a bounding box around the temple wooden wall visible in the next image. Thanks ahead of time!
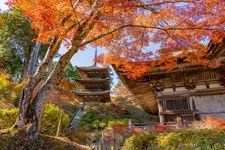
[195,94,225,119]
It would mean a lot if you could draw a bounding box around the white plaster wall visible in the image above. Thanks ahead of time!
[200,113,225,119]
[195,95,225,119]
[163,88,173,93]
[209,83,223,88]
[176,87,188,92]
[195,85,206,90]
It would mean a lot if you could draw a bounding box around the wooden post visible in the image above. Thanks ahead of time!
[158,100,165,124]
[176,115,183,128]
[101,131,104,150]
[128,119,132,130]
[159,114,165,125]
[56,112,63,137]
[113,130,116,150]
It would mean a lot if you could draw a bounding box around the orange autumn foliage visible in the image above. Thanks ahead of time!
[46,79,80,105]
[204,116,225,129]
[10,0,225,79]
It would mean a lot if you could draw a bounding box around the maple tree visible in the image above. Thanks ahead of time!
[7,0,225,138]
[112,81,131,98]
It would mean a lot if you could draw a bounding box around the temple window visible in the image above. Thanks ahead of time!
[165,99,189,111]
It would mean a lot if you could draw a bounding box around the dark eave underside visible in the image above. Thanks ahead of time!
[76,66,108,72]
[75,78,109,83]
[74,90,110,96]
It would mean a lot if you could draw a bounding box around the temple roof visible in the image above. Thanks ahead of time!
[207,39,225,59]
[75,77,109,83]
[147,57,225,75]
[76,66,109,79]
[76,66,108,72]
[74,90,110,96]
[112,40,225,114]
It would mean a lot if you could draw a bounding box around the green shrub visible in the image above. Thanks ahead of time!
[0,104,70,136]
[0,73,17,103]
[78,103,151,131]
[108,119,128,128]
[41,104,70,135]
[126,105,151,122]
[157,129,225,150]
[0,108,18,129]
[123,129,225,150]
[123,132,157,150]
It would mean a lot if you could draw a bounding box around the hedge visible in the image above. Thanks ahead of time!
[123,129,225,150]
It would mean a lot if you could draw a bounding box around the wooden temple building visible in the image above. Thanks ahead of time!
[74,66,111,103]
[114,40,225,125]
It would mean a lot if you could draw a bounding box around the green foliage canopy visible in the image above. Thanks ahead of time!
[0,9,35,76]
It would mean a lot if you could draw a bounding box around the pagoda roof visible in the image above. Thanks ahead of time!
[76,66,108,72]
[75,77,109,83]
[74,90,110,96]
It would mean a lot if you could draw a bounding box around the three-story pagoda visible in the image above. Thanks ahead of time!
[74,66,111,103]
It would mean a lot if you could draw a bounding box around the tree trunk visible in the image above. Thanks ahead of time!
[16,42,41,106]
[19,41,41,83]
[16,8,99,138]
[16,37,61,128]
[20,46,33,82]
[25,82,51,138]
[23,45,80,138]
[16,43,80,138]
[28,41,41,75]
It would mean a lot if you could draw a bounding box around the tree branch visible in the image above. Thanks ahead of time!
[137,0,195,6]
[80,24,218,46]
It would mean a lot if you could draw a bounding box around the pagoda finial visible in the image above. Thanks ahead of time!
[94,48,98,66]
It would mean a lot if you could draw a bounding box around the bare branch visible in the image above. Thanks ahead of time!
[80,24,218,46]
[164,30,189,51]
[140,28,146,49]
[73,0,80,8]
[137,0,195,6]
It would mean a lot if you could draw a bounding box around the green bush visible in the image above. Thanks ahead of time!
[0,108,18,129]
[123,132,157,150]
[0,104,70,136]
[126,105,151,122]
[41,104,70,135]
[108,119,128,128]
[0,73,17,103]
[123,129,225,150]
[79,103,151,131]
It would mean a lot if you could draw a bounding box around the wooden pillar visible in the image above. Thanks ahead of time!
[159,114,165,124]
[158,100,165,124]
[176,115,183,128]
